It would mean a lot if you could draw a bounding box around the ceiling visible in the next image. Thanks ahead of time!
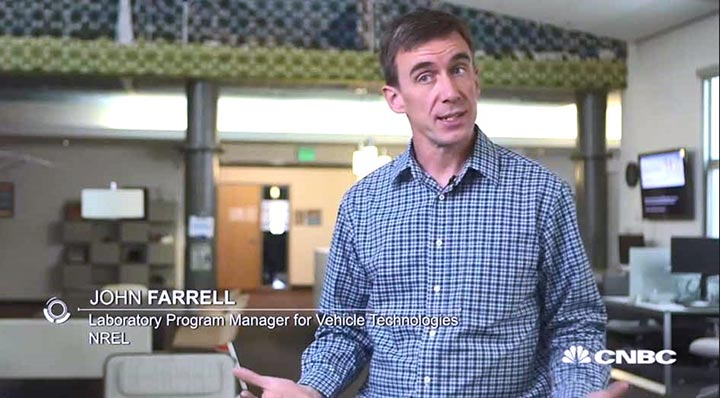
[446,0,719,40]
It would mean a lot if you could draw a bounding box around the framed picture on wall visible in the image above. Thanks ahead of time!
[0,182,14,218]
[306,210,322,226]
[295,209,322,226]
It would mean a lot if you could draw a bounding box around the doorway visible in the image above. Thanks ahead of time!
[217,184,262,291]
[261,185,290,289]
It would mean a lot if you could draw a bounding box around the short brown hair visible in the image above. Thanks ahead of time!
[380,9,475,87]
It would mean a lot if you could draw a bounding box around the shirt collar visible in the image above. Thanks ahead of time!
[391,125,499,185]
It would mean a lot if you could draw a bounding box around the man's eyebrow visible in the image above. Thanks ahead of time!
[409,61,434,77]
[407,52,473,77]
[450,52,472,64]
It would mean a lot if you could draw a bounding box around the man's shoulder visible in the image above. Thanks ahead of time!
[492,143,567,191]
[341,160,398,206]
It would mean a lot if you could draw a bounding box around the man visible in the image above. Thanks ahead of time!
[235,9,628,398]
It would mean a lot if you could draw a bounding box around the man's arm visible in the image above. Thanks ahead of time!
[298,197,373,397]
[539,182,610,397]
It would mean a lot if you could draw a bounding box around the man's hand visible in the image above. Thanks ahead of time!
[233,367,323,398]
[587,381,630,398]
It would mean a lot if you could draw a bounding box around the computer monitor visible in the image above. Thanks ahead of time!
[618,234,645,265]
[670,237,719,274]
[638,148,693,219]
[629,247,674,301]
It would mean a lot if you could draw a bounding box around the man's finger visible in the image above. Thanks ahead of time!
[239,391,258,398]
[233,367,270,389]
[605,381,630,397]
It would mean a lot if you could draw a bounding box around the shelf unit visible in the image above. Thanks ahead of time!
[59,200,178,294]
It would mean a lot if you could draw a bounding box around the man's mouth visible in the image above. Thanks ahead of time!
[437,111,466,122]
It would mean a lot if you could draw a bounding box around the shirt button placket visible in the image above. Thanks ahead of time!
[430,284,441,339]
[425,190,443,394]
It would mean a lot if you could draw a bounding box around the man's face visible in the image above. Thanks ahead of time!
[383,32,479,150]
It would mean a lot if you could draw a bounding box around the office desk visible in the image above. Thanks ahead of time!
[603,296,719,396]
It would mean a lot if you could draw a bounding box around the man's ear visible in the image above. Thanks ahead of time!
[382,85,405,114]
[474,66,481,98]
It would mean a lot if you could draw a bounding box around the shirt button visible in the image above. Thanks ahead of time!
[424,376,431,385]
[438,194,445,200]
[433,285,441,293]
[435,239,443,247]
[429,330,437,337]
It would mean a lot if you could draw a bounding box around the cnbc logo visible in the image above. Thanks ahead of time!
[43,297,71,324]
[562,346,592,364]
[562,345,676,365]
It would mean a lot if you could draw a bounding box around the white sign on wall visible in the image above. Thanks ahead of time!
[189,215,214,238]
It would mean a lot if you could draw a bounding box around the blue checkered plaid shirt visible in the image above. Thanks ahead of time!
[299,128,609,397]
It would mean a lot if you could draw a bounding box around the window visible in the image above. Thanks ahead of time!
[703,75,719,238]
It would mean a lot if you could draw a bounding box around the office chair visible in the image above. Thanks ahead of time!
[105,353,236,398]
[689,319,719,398]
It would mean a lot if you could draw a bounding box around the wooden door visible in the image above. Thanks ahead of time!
[217,184,262,291]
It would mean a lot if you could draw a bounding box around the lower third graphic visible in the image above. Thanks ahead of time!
[43,297,71,324]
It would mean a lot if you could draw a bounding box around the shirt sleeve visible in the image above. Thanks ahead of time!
[298,196,372,398]
[539,182,610,398]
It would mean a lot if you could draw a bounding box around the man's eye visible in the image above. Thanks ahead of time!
[416,73,432,83]
[453,66,467,75]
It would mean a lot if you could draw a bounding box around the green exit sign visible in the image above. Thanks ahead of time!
[297,146,316,162]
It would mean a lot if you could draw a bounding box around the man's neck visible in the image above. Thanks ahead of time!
[413,133,475,187]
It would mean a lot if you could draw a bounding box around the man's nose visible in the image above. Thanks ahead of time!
[437,73,461,103]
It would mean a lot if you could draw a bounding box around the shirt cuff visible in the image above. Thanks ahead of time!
[298,364,346,398]
[554,374,608,398]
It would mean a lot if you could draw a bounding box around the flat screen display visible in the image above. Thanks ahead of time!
[639,150,686,189]
[81,188,145,219]
[639,149,693,219]
[671,237,720,274]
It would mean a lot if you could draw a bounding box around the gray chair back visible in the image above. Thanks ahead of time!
[105,353,236,398]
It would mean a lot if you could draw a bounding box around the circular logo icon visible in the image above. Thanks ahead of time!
[43,297,71,324]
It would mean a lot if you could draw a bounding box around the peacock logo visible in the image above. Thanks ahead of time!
[562,345,591,364]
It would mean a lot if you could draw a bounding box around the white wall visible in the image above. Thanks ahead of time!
[619,13,719,248]
[0,141,184,300]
